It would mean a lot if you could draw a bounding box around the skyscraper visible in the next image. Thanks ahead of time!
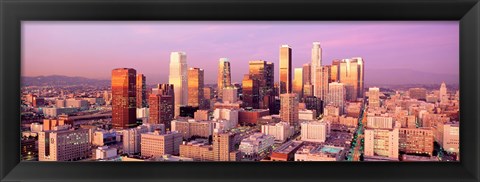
[112,68,137,129]
[330,59,341,83]
[315,66,330,101]
[248,60,275,111]
[136,73,147,108]
[169,52,188,117]
[327,82,346,114]
[265,62,275,94]
[352,57,365,98]
[293,68,303,99]
[303,63,312,85]
[242,74,259,109]
[339,58,363,101]
[217,58,232,99]
[439,82,448,104]
[280,93,299,127]
[149,84,175,130]
[188,67,205,108]
[279,45,292,94]
[311,42,322,97]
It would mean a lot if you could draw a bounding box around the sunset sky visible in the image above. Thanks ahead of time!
[22,21,459,85]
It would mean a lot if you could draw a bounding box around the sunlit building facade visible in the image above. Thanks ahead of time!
[112,68,137,129]
[188,67,205,108]
[279,45,292,94]
[217,58,232,99]
[136,73,147,108]
[169,52,188,117]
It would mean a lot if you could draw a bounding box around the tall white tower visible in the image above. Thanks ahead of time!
[439,82,448,104]
[311,42,322,97]
[169,52,188,117]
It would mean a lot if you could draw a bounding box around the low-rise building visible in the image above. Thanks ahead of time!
[270,141,304,161]
[295,145,346,161]
[140,131,183,157]
[238,133,275,160]
[261,122,294,142]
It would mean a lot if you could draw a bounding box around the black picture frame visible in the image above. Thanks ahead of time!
[1,0,479,181]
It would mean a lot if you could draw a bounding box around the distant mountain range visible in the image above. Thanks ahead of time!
[22,75,109,87]
[22,69,459,87]
[365,68,459,85]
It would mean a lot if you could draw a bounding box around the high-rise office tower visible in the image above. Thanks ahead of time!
[136,74,147,108]
[169,52,188,117]
[439,82,448,104]
[352,57,365,99]
[112,68,137,129]
[311,42,322,97]
[315,66,331,101]
[369,87,381,108]
[204,87,213,100]
[330,59,341,83]
[248,60,275,110]
[242,74,259,109]
[149,84,174,130]
[339,58,363,101]
[279,45,292,94]
[303,63,312,85]
[217,58,232,99]
[188,67,205,108]
[293,68,303,99]
[280,93,299,127]
[327,82,346,114]
[265,62,275,93]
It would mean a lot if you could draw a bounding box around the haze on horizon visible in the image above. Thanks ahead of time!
[22,21,459,85]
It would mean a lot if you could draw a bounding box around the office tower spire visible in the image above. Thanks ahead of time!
[136,73,147,108]
[312,42,322,97]
[439,81,448,104]
[218,58,232,99]
[169,52,188,117]
[279,45,292,94]
[188,67,205,108]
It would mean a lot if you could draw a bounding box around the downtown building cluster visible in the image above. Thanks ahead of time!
[20,42,459,162]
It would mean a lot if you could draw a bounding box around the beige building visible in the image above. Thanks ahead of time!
[194,110,209,121]
[399,128,434,156]
[38,129,90,161]
[179,132,240,161]
[171,119,214,140]
[366,115,394,129]
[222,87,238,103]
[436,122,459,153]
[368,87,381,108]
[364,124,400,159]
[140,131,182,157]
[280,93,299,127]
[261,122,294,142]
[301,121,330,143]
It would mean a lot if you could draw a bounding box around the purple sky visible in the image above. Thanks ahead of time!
[22,21,459,85]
